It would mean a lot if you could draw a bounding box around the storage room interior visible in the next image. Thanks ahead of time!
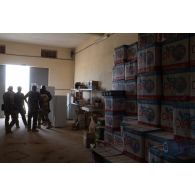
[0,33,194,163]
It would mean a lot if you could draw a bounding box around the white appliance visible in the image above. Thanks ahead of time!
[47,86,55,124]
[67,93,75,120]
[53,95,67,127]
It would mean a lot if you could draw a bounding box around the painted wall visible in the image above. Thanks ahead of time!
[74,33,138,90]
[0,40,74,95]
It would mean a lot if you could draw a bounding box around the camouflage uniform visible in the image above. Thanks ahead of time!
[25,87,40,131]
[3,88,17,134]
[15,91,27,127]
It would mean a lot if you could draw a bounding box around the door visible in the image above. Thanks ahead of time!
[30,67,48,88]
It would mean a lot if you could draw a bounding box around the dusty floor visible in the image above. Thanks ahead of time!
[0,119,92,163]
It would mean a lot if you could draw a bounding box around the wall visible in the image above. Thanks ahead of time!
[0,40,74,95]
[74,33,138,90]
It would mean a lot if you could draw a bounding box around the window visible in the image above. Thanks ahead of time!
[41,49,57,58]
[0,45,6,54]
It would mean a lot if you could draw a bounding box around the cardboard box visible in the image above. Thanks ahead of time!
[112,64,125,81]
[145,131,174,162]
[148,145,164,163]
[112,80,125,91]
[112,132,125,152]
[149,143,195,163]
[114,45,128,65]
[138,100,161,126]
[163,68,190,101]
[190,35,195,66]
[105,111,124,131]
[137,72,162,100]
[125,61,137,80]
[173,102,192,138]
[127,42,138,62]
[122,121,160,161]
[125,79,137,98]
[104,130,114,145]
[138,33,162,50]
[125,99,137,116]
[162,38,189,70]
[104,97,125,112]
[138,46,161,74]
[190,67,195,101]
[161,33,189,43]
[161,101,174,131]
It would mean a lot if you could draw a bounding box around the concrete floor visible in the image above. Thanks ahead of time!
[0,119,92,163]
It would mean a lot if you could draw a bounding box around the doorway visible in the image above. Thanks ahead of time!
[5,64,30,114]
[5,64,30,94]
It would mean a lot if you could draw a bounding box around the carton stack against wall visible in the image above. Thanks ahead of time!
[137,33,162,127]
[121,118,160,161]
[162,34,191,137]
[112,45,127,91]
[190,34,195,139]
[103,91,126,152]
[125,42,138,116]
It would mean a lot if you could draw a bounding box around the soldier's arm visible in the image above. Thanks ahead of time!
[48,92,52,101]
[24,92,29,103]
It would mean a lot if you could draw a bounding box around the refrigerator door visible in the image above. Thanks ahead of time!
[47,86,55,124]
[67,93,75,120]
[53,95,67,127]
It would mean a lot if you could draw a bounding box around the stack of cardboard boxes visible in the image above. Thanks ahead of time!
[102,33,195,163]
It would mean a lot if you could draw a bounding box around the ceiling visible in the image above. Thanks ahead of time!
[0,33,104,48]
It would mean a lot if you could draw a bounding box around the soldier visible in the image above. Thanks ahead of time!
[38,86,52,129]
[15,86,28,128]
[25,85,40,132]
[3,86,17,134]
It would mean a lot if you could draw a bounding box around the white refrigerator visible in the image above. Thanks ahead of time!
[53,95,67,127]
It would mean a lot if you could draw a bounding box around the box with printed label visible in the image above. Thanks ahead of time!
[125,99,137,116]
[112,80,125,91]
[125,80,137,98]
[122,121,160,161]
[104,96,125,112]
[163,68,190,101]
[112,132,125,152]
[137,72,162,100]
[161,33,189,43]
[190,35,195,66]
[161,101,174,131]
[114,45,128,65]
[127,42,138,62]
[112,64,125,81]
[190,67,195,101]
[104,130,114,145]
[138,45,161,74]
[138,100,161,126]
[162,37,189,70]
[105,112,124,131]
[173,102,192,138]
[125,61,137,80]
[138,33,162,50]
[145,131,174,162]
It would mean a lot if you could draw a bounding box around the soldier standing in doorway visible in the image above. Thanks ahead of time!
[25,85,40,132]
[15,86,28,128]
[3,86,17,134]
[38,86,52,129]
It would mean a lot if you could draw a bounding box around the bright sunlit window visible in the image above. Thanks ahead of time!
[5,64,30,95]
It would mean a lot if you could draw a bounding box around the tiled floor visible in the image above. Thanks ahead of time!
[0,119,92,163]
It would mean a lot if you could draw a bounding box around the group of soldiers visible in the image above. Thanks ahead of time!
[2,85,52,134]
